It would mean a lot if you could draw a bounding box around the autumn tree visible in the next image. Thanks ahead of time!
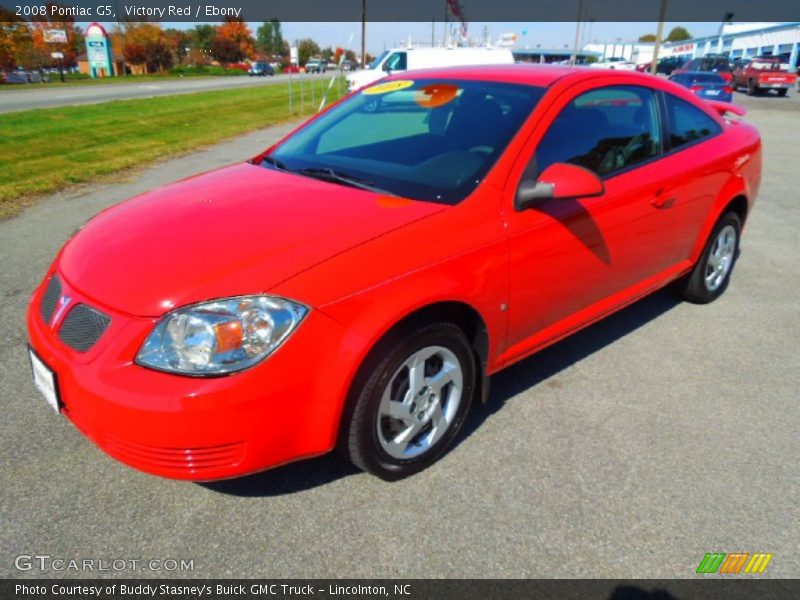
[123,23,173,73]
[164,28,192,64]
[297,38,321,66]
[212,18,255,64]
[666,26,692,42]
[0,8,30,70]
[210,37,243,66]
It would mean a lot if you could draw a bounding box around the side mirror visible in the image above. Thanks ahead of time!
[515,163,605,211]
[382,63,391,73]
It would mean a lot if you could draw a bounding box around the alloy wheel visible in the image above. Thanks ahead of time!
[376,345,464,460]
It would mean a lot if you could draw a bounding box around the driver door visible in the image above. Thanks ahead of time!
[503,84,685,360]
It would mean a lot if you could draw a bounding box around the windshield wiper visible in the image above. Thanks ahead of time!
[260,155,289,171]
[295,167,396,196]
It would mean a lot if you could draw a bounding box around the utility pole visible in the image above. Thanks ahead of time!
[650,0,668,75]
[444,0,448,46]
[361,0,367,68]
[571,0,585,65]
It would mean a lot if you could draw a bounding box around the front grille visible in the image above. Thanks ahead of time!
[58,304,111,352]
[102,436,246,476]
[39,275,61,324]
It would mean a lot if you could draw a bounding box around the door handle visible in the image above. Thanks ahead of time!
[651,195,676,209]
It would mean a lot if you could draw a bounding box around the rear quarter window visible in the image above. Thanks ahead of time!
[664,93,722,150]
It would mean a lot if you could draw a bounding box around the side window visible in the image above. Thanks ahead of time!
[664,93,722,149]
[534,85,662,177]
[385,52,407,71]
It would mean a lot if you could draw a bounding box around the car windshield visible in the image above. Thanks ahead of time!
[367,50,389,70]
[265,79,545,205]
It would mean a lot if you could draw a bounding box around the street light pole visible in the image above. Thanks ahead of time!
[650,0,668,76]
[361,0,366,68]
[571,0,585,65]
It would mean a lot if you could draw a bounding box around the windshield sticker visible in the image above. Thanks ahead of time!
[415,84,460,108]
[362,80,415,95]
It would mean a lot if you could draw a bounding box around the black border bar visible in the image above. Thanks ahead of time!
[3,579,799,600]
[1,0,799,23]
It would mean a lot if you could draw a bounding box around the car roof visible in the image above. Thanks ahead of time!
[384,63,638,87]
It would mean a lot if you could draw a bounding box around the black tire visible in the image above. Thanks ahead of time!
[777,88,787,97]
[340,323,477,481]
[680,212,741,304]
[747,79,759,96]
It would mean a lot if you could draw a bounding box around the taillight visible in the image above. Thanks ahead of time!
[724,86,734,94]
[690,85,703,93]
[720,72,734,83]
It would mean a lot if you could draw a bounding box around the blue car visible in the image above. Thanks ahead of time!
[669,71,733,103]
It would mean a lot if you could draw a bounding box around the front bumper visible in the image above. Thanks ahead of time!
[27,271,363,481]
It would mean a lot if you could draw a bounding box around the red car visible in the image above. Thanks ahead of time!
[27,66,761,481]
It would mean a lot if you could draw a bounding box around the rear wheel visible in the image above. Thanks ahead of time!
[777,88,788,97]
[680,212,741,304]
[340,323,476,480]
[747,79,759,96]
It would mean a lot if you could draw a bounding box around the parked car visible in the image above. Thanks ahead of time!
[672,54,734,83]
[656,56,686,75]
[28,66,761,482]
[732,56,796,96]
[669,71,734,102]
[2,69,43,84]
[588,57,637,70]
[305,59,328,74]
[347,47,514,89]
[248,62,275,77]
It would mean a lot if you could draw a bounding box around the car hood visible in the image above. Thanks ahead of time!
[59,163,446,317]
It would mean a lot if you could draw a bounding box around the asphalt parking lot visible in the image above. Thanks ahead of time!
[0,90,797,579]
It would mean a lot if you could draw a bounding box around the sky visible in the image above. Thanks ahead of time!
[146,21,724,54]
[275,22,723,52]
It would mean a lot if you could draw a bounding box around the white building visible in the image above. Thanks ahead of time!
[582,41,655,65]
[658,22,800,68]
[583,22,800,69]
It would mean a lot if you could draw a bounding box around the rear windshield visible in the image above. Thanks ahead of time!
[750,60,781,70]
[699,57,731,71]
[267,79,545,205]
[684,73,725,83]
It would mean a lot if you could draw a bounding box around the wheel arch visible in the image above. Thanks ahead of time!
[335,299,492,453]
[689,181,751,264]
[351,300,490,396]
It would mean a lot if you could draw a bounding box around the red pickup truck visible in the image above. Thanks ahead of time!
[732,57,796,96]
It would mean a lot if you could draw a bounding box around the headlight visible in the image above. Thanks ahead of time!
[136,296,308,376]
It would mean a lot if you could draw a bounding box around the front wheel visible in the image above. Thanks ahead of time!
[747,79,759,96]
[340,323,477,480]
[679,212,741,304]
